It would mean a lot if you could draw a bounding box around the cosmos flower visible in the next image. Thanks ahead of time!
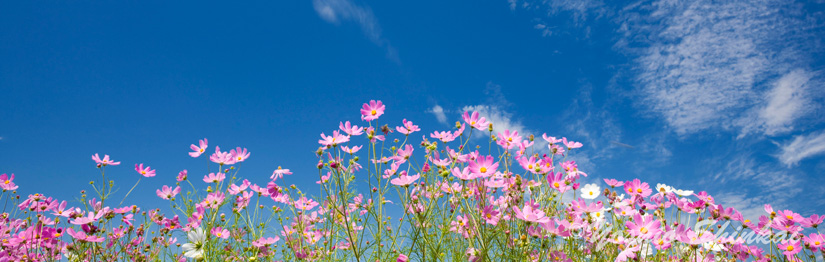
[189,138,208,158]
[182,227,206,259]
[135,163,156,177]
[360,100,385,121]
[92,154,121,166]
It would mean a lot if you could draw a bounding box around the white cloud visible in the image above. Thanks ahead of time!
[429,105,447,124]
[758,70,814,135]
[312,0,398,61]
[778,130,825,167]
[619,0,823,137]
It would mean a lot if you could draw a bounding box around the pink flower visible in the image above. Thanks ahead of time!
[468,155,498,178]
[203,192,225,209]
[135,163,156,177]
[271,166,293,180]
[397,254,409,262]
[603,178,624,187]
[156,185,181,200]
[319,130,349,147]
[615,245,639,262]
[396,119,420,135]
[496,130,521,150]
[542,133,563,145]
[92,154,121,166]
[451,166,474,180]
[0,173,18,191]
[342,145,362,154]
[625,214,661,239]
[67,228,104,242]
[189,138,208,157]
[294,197,319,211]
[230,147,250,163]
[390,173,420,187]
[481,205,501,225]
[203,172,226,183]
[177,170,188,181]
[430,130,456,143]
[803,233,824,251]
[777,239,801,258]
[513,201,550,224]
[360,100,385,121]
[210,146,237,165]
[623,179,652,198]
[562,137,583,149]
[339,121,364,136]
[463,111,489,130]
[547,172,569,193]
[211,227,230,239]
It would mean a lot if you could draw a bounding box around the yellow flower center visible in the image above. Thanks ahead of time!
[786,215,793,220]
[815,241,821,246]
[200,148,204,152]
[479,167,487,173]
[370,109,377,116]
[507,137,513,142]
[636,188,643,193]
[471,121,476,125]
[141,171,146,175]
[640,227,648,234]
[3,180,8,184]
[658,239,664,245]
[554,182,560,188]
[786,246,794,251]
[589,191,593,195]
[528,165,533,169]
[744,219,750,223]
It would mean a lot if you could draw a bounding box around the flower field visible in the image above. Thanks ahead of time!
[2,100,823,262]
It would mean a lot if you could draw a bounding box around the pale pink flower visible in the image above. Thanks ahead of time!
[203,172,226,183]
[396,119,420,135]
[319,130,349,147]
[135,163,156,177]
[513,201,550,224]
[562,137,583,149]
[230,147,250,163]
[156,185,181,200]
[211,227,230,239]
[468,155,498,178]
[390,173,420,187]
[0,173,18,191]
[189,138,208,157]
[339,121,364,136]
[210,146,236,165]
[463,111,489,130]
[92,154,121,166]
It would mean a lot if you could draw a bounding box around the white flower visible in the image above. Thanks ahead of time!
[182,227,206,259]
[655,183,673,194]
[590,209,606,221]
[580,183,600,199]
[673,189,694,197]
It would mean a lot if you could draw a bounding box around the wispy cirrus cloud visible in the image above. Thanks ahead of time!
[312,0,398,61]
[618,0,824,137]
[777,130,825,167]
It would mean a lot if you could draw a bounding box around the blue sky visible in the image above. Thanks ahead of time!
[2,0,825,220]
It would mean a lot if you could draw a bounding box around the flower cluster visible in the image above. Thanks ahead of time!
[0,100,822,262]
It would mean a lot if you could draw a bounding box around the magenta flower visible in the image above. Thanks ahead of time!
[396,119,420,135]
[319,130,349,147]
[547,172,569,193]
[468,155,498,178]
[778,239,801,258]
[360,100,385,121]
[211,227,230,239]
[803,233,824,251]
[66,228,104,243]
[189,138,208,158]
[390,173,420,187]
[156,185,181,200]
[203,192,226,209]
[92,153,121,166]
[0,173,18,191]
[203,172,226,183]
[463,111,489,130]
[623,179,652,198]
[513,201,550,224]
[481,205,501,225]
[177,170,188,181]
[230,147,250,163]
[397,254,409,262]
[135,163,156,177]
